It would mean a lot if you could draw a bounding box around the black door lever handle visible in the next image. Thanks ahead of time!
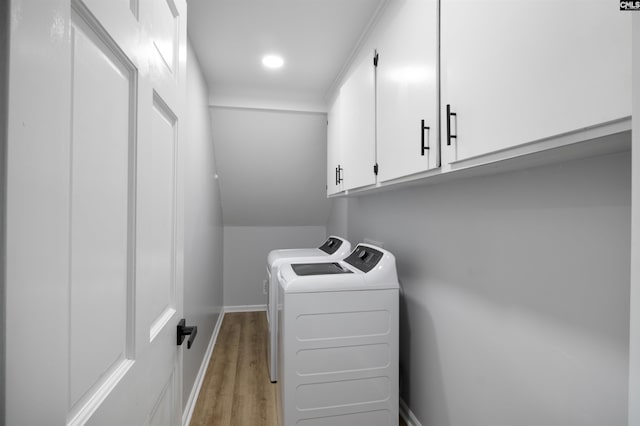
[177,318,198,349]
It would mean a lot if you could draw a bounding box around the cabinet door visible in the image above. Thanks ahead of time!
[341,52,376,191]
[377,0,439,182]
[441,0,632,163]
[327,93,344,195]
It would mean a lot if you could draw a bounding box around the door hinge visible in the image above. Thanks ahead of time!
[373,51,379,67]
[373,163,379,175]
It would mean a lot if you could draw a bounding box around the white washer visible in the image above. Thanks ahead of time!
[266,236,351,383]
[276,244,399,426]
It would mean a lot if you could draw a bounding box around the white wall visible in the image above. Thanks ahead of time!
[223,226,326,307]
[210,106,333,226]
[211,105,334,308]
[182,41,224,411]
[326,197,348,239]
[629,14,640,426]
[336,151,630,426]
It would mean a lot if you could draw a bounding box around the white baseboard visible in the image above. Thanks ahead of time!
[182,311,225,426]
[224,304,267,313]
[400,398,422,426]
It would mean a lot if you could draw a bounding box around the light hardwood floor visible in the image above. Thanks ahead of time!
[190,311,407,426]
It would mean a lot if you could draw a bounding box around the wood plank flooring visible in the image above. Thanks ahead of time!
[190,311,407,426]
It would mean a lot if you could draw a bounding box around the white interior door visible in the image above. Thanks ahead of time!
[5,0,187,424]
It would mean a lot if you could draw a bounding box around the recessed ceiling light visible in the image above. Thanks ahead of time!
[262,54,284,69]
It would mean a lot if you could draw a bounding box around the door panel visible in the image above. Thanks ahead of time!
[148,370,177,426]
[152,0,178,74]
[69,8,134,411]
[146,336,181,426]
[150,0,181,112]
[144,93,178,340]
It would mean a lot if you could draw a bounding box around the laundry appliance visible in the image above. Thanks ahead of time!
[276,244,399,426]
[265,236,351,383]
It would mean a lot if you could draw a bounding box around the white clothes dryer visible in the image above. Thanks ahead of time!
[276,244,399,426]
[265,236,351,383]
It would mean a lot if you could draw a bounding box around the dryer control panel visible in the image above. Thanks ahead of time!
[344,245,383,273]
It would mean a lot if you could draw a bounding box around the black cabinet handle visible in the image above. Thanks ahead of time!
[421,119,430,156]
[177,318,198,349]
[337,165,343,184]
[446,104,457,146]
[335,166,339,186]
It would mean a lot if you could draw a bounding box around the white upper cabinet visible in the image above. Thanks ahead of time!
[376,0,439,182]
[327,0,631,196]
[441,0,632,164]
[327,93,345,195]
[340,52,377,191]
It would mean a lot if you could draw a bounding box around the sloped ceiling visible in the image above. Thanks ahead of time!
[187,0,385,226]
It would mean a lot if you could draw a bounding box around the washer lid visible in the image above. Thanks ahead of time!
[267,248,323,267]
[291,262,353,276]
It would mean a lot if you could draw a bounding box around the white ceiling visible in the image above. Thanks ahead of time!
[187,0,385,110]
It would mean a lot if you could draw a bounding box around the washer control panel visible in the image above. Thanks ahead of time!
[318,237,343,255]
[344,245,383,273]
